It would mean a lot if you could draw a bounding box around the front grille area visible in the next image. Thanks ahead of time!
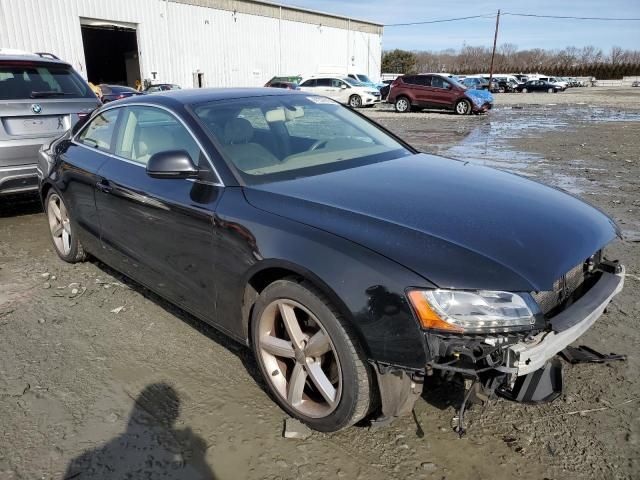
[532,260,589,316]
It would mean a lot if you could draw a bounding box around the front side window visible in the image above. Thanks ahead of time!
[193,95,412,185]
[77,109,120,151]
[113,106,202,166]
[316,78,332,87]
[431,76,450,89]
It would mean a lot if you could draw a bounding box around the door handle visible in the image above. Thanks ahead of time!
[96,180,112,194]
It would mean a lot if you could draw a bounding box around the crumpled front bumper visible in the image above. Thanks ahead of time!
[506,267,625,376]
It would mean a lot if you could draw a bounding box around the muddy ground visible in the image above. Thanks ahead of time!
[1,87,639,479]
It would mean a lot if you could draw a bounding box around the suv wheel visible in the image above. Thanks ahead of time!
[251,279,372,432]
[45,190,86,263]
[394,97,410,113]
[455,99,472,115]
[548,87,554,93]
[522,88,528,93]
[349,95,362,108]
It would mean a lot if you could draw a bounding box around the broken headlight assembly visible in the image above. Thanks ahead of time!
[408,289,540,334]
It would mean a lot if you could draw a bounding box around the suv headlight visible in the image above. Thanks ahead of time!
[408,289,538,333]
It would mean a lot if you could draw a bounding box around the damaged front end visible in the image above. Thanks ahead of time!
[372,255,625,431]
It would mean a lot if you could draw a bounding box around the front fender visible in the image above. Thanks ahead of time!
[213,188,434,369]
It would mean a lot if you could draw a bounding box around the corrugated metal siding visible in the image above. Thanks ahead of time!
[0,0,382,87]
[170,0,383,34]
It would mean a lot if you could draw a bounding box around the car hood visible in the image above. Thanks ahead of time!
[465,88,494,105]
[244,154,618,291]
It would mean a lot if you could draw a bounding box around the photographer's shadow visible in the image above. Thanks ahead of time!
[64,383,215,479]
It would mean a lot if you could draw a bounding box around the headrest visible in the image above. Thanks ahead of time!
[224,118,253,144]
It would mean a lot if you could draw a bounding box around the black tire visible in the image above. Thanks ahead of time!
[394,96,411,113]
[250,278,372,432]
[348,95,362,108]
[45,189,87,263]
[455,99,472,115]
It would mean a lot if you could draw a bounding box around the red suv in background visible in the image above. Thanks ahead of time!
[387,74,493,115]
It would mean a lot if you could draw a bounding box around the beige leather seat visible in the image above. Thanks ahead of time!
[136,127,175,164]
[222,118,280,172]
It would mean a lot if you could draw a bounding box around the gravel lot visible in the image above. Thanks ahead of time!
[1,87,639,479]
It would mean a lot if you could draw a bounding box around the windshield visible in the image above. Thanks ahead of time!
[343,77,364,87]
[193,95,411,185]
[448,77,467,90]
[0,62,94,100]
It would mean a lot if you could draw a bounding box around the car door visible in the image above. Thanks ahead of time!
[332,79,351,103]
[406,75,431,106]
[429,76,457,107]
[58,108,121,253]
[315,78,342,102]
[94,104,224,319]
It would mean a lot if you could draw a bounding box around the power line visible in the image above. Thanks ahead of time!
[502,12,640,21]
[385,14,494,27]
[384,12,640,27]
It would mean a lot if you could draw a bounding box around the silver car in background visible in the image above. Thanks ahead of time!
[0,52,100,195]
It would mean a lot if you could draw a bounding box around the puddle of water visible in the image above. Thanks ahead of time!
[442,104,640,194]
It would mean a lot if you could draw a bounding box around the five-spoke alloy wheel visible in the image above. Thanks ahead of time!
[45,190,86,263]
[251,279,372,431]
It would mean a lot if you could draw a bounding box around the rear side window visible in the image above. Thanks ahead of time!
[77,109,120,151]
[402,75,430,86]
[0,62,94,100]
[300,79,316,87]
[316,78,332,87]
[114,106,202,167]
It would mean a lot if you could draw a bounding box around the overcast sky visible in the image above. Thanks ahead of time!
[286,0,640,52]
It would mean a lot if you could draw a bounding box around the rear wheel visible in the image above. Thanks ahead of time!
[348,95,362,108]
[45,190,86,263]
[455,99,472,115]
[394,96,410,113]
[251,279,372,432]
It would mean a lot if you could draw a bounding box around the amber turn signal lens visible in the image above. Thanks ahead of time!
[407,290,464,333]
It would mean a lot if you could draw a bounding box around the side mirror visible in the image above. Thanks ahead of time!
[146,150,199,179]
[341,84,347,89]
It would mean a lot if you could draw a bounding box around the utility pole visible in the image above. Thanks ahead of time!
[488,9,500,89]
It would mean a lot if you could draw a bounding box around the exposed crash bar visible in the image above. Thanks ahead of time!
[508,268,625,376]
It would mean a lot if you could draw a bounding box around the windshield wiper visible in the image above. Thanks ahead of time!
[30,91,69,98]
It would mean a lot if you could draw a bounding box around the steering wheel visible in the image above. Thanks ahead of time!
[309,139,328,151]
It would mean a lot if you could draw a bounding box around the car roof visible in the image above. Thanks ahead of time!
[0,54,71,67]
[114,87,308,106]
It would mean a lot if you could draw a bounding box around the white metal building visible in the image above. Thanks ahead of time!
[0,0,383,88]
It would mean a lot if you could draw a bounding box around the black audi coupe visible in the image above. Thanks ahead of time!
[37,89,624,432]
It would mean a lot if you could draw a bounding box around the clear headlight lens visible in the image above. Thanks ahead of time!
[408,289,536,333]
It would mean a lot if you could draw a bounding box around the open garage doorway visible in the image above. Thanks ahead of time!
[80,18,140,87]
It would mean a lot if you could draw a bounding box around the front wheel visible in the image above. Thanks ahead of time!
[522,88,528,93]
[348,95,362,108]
[45,190,86,263]
[548,87,554,93]
[455,99,472,115]
[251,279,372,432]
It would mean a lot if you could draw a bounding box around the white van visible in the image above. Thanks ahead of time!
[298,75,381,108]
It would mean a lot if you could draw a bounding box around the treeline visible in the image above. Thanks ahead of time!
[382,45,640,79]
